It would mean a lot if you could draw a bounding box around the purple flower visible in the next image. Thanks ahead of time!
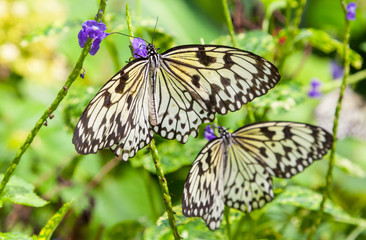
[204,125,217,141]
[346,2,357,21]
[132,38,148,58]
[330,61,344,80]
[308,78,322,98]
[78,20,109,56]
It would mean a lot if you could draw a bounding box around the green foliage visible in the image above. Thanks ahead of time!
[144,206,226,240]
[294,28,363,69]
[104,221,144,240]
[1,0,366,239]
[0,174,47,208]
[0,232,35,240]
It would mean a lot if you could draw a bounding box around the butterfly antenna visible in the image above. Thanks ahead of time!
[109,32,149,43]
[151,17,159,44]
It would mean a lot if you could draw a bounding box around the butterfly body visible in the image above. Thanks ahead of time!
[182,122,333,230]
[73,44,281,161]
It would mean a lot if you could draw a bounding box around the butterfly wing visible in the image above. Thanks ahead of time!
[224,121,332,213]
[232,121,333,178]
[182,138,227,230]
[72,59,154,161]
[154,45,280,143]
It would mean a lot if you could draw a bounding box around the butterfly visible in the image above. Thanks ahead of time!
[72,43,281,161]
[182,121,333,230]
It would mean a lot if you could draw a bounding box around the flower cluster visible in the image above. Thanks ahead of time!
[78,20,109,55]
[308,78,322,98]
[346,2,357,21]
[132,38,148,58]
[204,125,217,141]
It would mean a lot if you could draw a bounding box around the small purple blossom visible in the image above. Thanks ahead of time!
[80,68,85,79]
[78,20,109,56]
[330,61,344,80]
[204,125,217,141]
[308,78,322,98]
[132,38,148,58]
[346,2,357,21]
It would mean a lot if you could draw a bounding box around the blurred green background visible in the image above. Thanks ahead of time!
[1,0,366,239]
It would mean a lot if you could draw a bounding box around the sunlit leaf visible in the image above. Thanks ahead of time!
[295,28,363,69]
[0,174,47,208]
[0,232,35,240]
[335,153,365,178]
[144,205,225,239]
[212,31,275,59]
[37,201,72,240]
[271,185,366,227]
[131,136,207,174]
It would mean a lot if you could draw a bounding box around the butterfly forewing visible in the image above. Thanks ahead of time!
[162,45,280,114]
[232,122,333,178]
[153,45,280,143]
[72,59,154,161]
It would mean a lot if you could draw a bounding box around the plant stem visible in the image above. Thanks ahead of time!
[124,5,180,238]
[222,0,238,48]
[149,139,181,240]
[224,207,232,240]
[0,0,108,197]
[309,1,351,237]
[221,0,255,123]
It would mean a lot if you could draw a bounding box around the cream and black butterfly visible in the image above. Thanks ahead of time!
[182,122,333,230]
[73,43,281,161]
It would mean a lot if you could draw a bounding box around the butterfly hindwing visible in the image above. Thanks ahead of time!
[72,59,154,161]
[182,138,227,230]
[224,143,274,213]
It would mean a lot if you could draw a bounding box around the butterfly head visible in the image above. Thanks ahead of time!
[146,43,158,56]
[217,126,231,142]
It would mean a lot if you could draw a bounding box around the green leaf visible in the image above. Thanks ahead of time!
[294,28,363,69]
[212,31,275,59]
[0,174,47,208]
[144,205,226,239]
[104,220,144,240]
[335,153,365,178]
[62,85,97,132]
[37,201,72,240]
[271,185,366,227]
[0,232,34,240]
[131,135,207,174]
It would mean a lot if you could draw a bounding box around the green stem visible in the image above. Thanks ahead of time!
[278,0,307,75]
[124,5,180,238]
[0,0,108,197]
[149,139,181,240]
[224,207,232,240]
[221,0,238,48]
[221,0,255,123]
[309,1,351,237]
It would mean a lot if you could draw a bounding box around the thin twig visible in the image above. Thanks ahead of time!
[309,0,351,237]
[0,0,108,197]
[149,139,181,239]
[125,5,180,239]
